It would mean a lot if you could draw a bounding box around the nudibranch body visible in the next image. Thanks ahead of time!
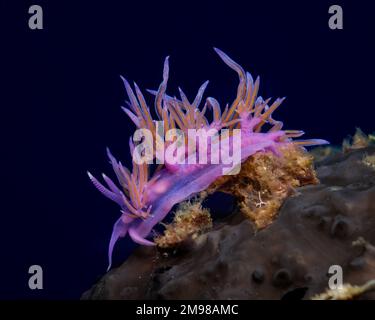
[88,48,328,269]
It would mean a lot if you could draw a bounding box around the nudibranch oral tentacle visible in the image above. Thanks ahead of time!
[88,49,329,269]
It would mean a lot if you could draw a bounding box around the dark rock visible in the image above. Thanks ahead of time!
[252,268,265,284]
[83,147,375,300]
[281,287,309,300]
[272,269,293,288]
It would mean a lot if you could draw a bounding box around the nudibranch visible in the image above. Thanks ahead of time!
[88,48,328,269]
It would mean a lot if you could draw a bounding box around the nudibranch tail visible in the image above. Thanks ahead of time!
[107,217,128,271]
[89,48,329,269]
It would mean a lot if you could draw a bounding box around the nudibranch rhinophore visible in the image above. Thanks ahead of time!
[88,48,328,269]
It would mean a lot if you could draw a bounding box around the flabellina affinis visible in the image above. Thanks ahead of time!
[88,48,329,269]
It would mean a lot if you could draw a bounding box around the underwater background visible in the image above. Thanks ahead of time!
[1,0,374,299]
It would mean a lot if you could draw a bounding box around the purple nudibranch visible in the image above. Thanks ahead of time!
[88,48,329,270]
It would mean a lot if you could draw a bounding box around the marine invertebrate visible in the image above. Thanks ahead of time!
[88,48,328,269]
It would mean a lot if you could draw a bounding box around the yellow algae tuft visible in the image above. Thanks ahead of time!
[208,144,318,228]
[155,200,212,248]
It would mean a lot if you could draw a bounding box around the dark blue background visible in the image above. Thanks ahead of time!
[1,0,374,299]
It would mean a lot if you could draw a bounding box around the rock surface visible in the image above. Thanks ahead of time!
[82,146,375,300]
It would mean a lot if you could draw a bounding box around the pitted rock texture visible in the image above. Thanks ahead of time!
[82,146,375,300]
